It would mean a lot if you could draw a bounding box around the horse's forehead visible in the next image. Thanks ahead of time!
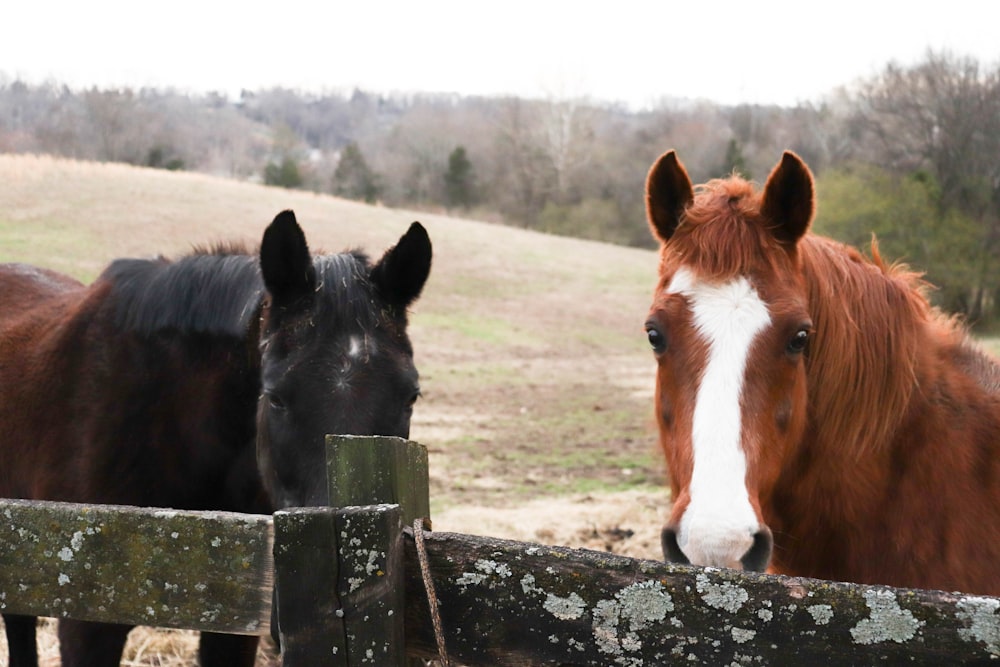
[663,264,770,317]
[659,223,802,294]
[661,261,806,318]
[659,258,759,296]
[657,190,796,285]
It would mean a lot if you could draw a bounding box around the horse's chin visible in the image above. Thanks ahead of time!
[273,489,329,510]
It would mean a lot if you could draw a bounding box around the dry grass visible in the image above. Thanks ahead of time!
[21,619,280,666]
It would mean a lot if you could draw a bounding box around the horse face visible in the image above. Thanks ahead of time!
[645,151,814,571]
[255,212,431,509]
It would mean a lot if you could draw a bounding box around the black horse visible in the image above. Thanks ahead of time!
[0,210,432,666]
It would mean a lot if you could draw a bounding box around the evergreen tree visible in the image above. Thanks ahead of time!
[721,138,750,179]
[264,155,303,189]
[443,145,476,210]
[263,156,303,188]
[333,142,380,203]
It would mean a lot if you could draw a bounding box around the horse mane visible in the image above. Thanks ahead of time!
[100,248,264,338]
[665,178,796,281]
[957,340,1000,393]
[799,235,965,455]
[312,250,383,329]
[101,246,380,338]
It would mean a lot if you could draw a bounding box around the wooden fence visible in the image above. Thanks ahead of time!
[0,435,998,665]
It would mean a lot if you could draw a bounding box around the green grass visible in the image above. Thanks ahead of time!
[0,216,105,279]
[416,312,538,347]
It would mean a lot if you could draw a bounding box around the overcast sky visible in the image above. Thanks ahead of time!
[3,1,998,108]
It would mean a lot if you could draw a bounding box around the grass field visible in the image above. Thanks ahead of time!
[2,155,998,665]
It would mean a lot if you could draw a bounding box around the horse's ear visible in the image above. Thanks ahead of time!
[646,150,694,243]
[370,221,432,310]
[761,151,815,246]
[260,210,316,302]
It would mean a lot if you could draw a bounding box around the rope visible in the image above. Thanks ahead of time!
[413,518,451,667]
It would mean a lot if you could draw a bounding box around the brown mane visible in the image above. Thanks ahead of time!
[800,236,953,457]
[660,177,798,283]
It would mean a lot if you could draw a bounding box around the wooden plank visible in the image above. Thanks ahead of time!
[273,506,347,662]
[334,505,406,665]
[273,505,406,666]
[325,435,430,527]
[402,530,1000,665]
[0,498,272,635]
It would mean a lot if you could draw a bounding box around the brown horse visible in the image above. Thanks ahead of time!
[644,150,1000,595]
[0,210,431,666]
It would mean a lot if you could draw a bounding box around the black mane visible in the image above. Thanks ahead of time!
[312,250,380,328]
[100,247,380,338]
[101,249,264,337]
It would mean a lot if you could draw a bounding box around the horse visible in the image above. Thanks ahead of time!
[644,150,1000,595]
[0,210,432,666]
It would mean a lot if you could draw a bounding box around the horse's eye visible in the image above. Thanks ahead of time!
[646,326,667,354]
[266,392,287,410]
[408,388,422,408]
[787,328,810,355]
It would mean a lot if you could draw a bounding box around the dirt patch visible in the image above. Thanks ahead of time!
[433,488,669,560]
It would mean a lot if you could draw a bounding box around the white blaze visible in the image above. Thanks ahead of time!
[667,267,770,568]
[348,335,364,358]
[347,335,377,360]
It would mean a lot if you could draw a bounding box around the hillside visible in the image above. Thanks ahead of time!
[0,154,668,559]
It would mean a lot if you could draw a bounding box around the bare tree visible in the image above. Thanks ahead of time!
[490,98,557,227]
[854,51,1000,321]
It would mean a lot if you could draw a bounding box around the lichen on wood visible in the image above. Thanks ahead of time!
[402,530,1000,665]
[0,498,272,635]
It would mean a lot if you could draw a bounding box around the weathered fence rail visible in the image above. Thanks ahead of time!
[0,435,997,665]
[0,499,273,635]
[401,530,1000,665]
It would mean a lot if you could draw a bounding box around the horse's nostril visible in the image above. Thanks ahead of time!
[741,527,773,572]
[661,525,690,564]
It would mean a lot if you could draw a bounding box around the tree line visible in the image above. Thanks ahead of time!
[0,51,997,326]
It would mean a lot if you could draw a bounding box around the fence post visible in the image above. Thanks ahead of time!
[325,435,429,666]
[272,436,427,664]
[273,504,405,666]
[325,435,430,528]
[273,507,345,663]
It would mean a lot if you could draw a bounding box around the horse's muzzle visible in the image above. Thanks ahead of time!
[661,524,773,572]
